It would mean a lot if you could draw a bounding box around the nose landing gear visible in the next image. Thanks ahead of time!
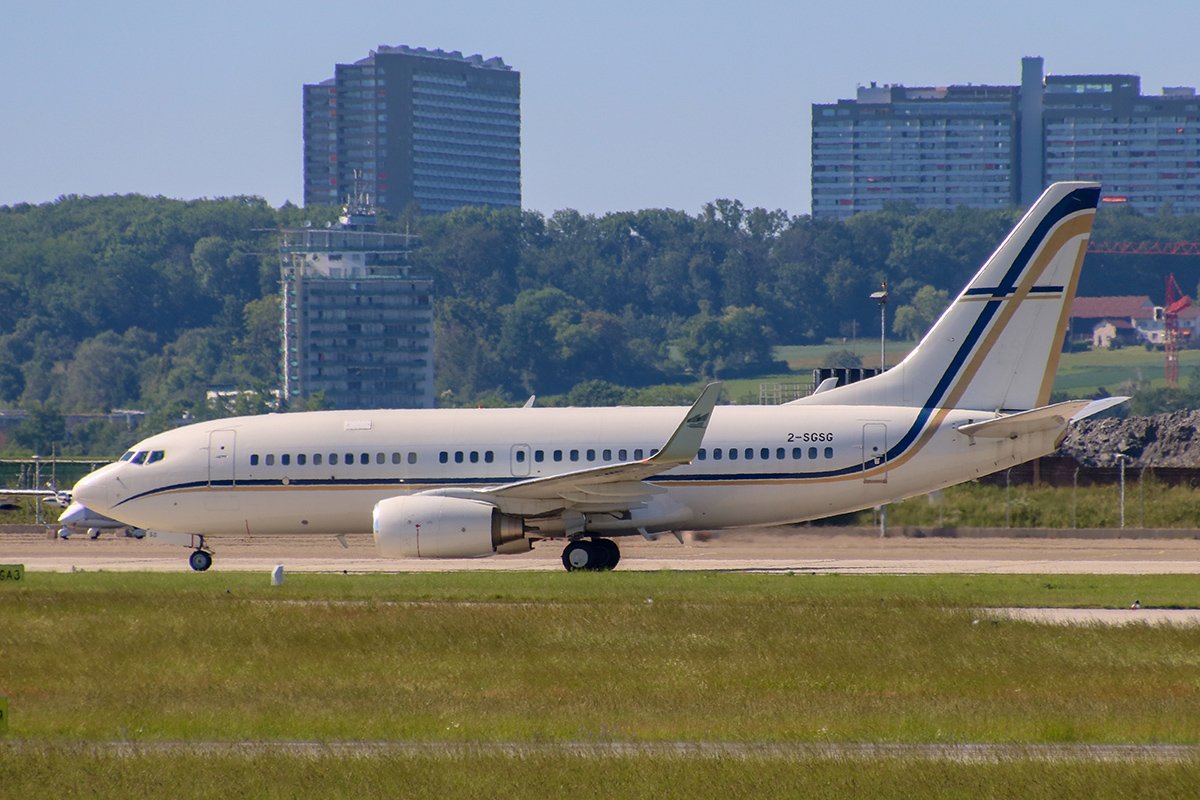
[188,548,213,572]
[561,537,621,571]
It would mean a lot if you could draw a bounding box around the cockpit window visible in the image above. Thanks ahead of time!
[130,451,148,465]
[146,450,165,464]
[119,451,135,462]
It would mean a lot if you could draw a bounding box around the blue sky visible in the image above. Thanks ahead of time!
[4,0,1199,216]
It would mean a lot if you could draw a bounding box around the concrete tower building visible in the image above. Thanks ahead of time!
[813,56,1200,219]
[280,189,434,410]
[304,45,521,216]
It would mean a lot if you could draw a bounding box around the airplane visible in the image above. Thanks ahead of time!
[0,486,137,539]
[72,181,1120,573]
[56,499,138,540]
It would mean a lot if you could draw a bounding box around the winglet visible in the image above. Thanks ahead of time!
[649,382,722,465]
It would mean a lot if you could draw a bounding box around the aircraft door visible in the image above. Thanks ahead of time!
[208,430,237,487]
[510,444,531,477]
[862,423,888,484]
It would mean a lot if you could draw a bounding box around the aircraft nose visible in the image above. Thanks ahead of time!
[71,468,113,514]
[58,501,88,526]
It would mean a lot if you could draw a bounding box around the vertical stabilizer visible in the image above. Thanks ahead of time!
[793,181,1100,411]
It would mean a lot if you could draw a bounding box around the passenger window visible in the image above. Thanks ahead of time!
[469,451,479,463]
[360,453,369,465]
[345,453,353,465]
[439,452,448,464]
[792,447,802,459]
[761,448,770,460]
[314,453,323,466]
[697,448,707,461]
[586,449,595,461]
[744,448,753,460]
[603,449,612,461]
[618,449,628,460]
[824,447,834,459]
[650,448,659,456]
[809,447,818,459]
[728,449,738,461]
[535,450,545,463]
[266,454,275,466]
[376,453,385,465]
[484,451,494,463]
[515,450,526,463]
[250,454,260,466]
[281,454,290,466]
[713,447,723,460]
[634,449,644,460]
[553,450,563,462]
[408,452,417,464]
[298,454,307,466]
[329,453,339,465]
[570,449,579,462]
[775,448,785,460]
[454,451,464,464]
[391,452,401,464]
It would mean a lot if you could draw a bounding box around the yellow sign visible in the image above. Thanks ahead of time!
[0,565,23,583]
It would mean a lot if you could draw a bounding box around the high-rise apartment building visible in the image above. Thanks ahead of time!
[280,195,434,410]
[812,57,1200,219]
[304,45,521,215]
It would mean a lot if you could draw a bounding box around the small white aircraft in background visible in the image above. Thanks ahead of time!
[0,486,136,539]
[55,498,138,540]
[73,182,1121,572]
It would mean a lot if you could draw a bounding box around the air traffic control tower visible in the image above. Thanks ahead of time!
[280,192,434,410]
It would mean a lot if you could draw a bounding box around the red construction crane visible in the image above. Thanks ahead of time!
[1164,273,1191,387]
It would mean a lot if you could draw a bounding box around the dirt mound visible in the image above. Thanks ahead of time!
[1057,409,1200,467]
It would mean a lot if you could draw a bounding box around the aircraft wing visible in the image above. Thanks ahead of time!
[956,396,1127,439]
[462,382,721,513]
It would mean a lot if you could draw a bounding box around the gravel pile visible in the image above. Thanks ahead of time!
[1058,410,1200,467]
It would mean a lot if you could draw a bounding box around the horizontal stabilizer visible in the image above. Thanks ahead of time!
[957,397,1128,439]
[1067,395,1129,422]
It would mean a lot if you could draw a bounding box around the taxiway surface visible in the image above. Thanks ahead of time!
[4,528,1199,574]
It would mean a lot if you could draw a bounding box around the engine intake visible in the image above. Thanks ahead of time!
[373,495,527,558]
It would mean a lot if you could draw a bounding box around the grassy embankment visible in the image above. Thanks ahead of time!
[3,571,1199,797]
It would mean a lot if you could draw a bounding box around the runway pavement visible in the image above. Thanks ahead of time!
[4,527,1200,574]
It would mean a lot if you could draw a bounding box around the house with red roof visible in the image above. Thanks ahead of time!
[1070,295,1200,348]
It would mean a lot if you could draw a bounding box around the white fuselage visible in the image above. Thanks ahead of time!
[74,403,1056,538]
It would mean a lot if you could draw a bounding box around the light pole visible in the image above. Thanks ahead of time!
[1113,453,1129,528]
[870,280,888,373]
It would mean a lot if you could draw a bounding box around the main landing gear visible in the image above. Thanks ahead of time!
[561,537,621,572]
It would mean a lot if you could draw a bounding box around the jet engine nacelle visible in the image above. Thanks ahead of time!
[372,495,528,558]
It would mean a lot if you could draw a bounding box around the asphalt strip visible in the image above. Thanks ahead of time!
[4,741,1199,762]
[986,607,1200,626]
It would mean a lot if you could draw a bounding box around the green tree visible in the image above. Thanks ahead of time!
[234,297,281,386]
[821,349,863,369]
[10,404,68,455]
[61,329,156,412]
[893,285,951,341]
[564,379,632,407]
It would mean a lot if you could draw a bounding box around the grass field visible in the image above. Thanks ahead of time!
[3,571,1198,797]
[2,748,1198,800]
